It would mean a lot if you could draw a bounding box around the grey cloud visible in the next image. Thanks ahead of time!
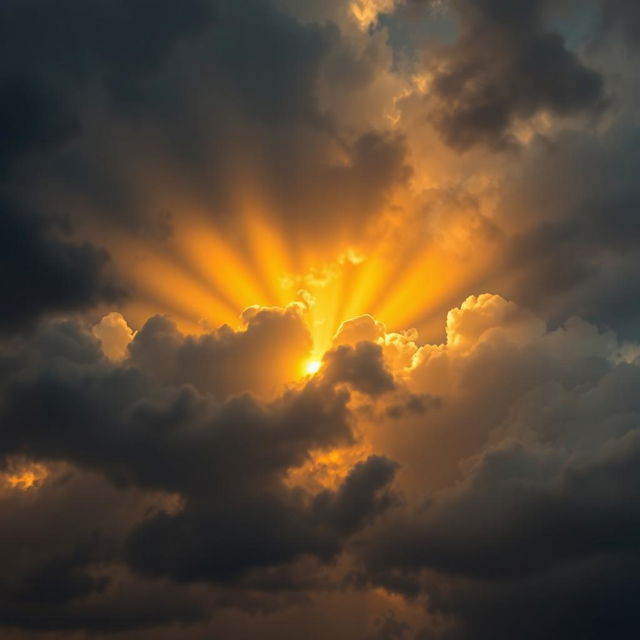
[0,198,123,335]
[0,0,214,170]
[493,125,640,338]
[424,0,604,150]
[128,305,312,398]
[355,298,640,639]
[312,455,400,535]
[0,311,400,630]
[321,342,396,396]
[3,0,410,237]
[599,0,640,45]
[0,464,207,632]
[364,609,410,640]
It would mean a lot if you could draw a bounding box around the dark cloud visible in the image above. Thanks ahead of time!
[127,454,398,583]
[2,294,640,637]
[312,455,400,535]
[365,610,410,640]
[128,304,312,398]
[365,432,640,581]
[0,463,207,632]
[0,0,214,170]
[0,2,415,627]
[424,0,604,149]
[0,318,348,496]
[384,393,439,419]
[0,197,122,335]
[599,0,640,45]
[493,126,640,338]
[1,0,410,244]
[355,296,640,640]
[418,553,640,640]
[0,311,400,629]
[0,0,215,334]
[0,75,78,172]
[0,0,215,89]
[321,342,396,396]
[1,0,640,637]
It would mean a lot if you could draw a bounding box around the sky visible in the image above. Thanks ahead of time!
[1,0,640,638]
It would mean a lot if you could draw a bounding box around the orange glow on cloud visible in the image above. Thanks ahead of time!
[4,463,48,490]
[105,199,499,364]
[350,0,397,30]
[89,158,500,369]
[286,443,374,492]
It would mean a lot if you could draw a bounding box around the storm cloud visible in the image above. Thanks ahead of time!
[2,0,640,638]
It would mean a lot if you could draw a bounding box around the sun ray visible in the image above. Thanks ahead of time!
[241,213,295,307]
[177,216,275,312]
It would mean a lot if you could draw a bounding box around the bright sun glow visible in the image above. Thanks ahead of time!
[304,359,322,375]
[115,200,497,351]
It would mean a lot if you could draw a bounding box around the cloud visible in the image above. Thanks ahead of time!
[0,198,123,335]
[0,462,206,632]
[92,312,135,361]
[334,314,387,346]
[353,294,640,639]
[365,609,410,640]
[0,0,411,241]
[312,455,400,534]
[490,125,640,338]
[0,75,78,172]
[0,0,214,170]
[0,0,416,348]
[445,293,545,351]
[422,0,604,149]
[599,0,640,45]
[321,341,396,396]
[128,303,312,398]
[1,293,640,637]
[1,0,640,637]
[0,303,404,630]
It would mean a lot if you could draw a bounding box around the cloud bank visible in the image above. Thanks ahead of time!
[2,0,640,638]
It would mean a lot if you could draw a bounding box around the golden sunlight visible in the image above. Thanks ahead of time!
[304,359,322,376]
[114,206,494,352]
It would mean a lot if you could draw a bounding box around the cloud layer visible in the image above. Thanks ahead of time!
[2,292,640,638]
[2,0,640,638]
